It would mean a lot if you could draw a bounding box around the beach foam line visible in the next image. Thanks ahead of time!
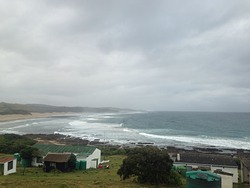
[7,124,30,130]
[54,131,101,141]
[0,129,21,134]
[86,117,98,121]
[123,128,133,132]
[68,120,123,130]
[69,120,88,126]
[139,132,250,150]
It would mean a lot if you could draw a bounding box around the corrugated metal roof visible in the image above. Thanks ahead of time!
[186,170,221,181]
[33,143,97,157]
[44,153,71,163]
[176,153,237,167]
[0,157,15,164]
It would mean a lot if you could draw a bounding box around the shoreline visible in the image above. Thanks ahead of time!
[1,114,250,156]
[24,133,250,157]
[0,112,81,122]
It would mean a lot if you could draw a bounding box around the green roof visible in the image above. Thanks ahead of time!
[186,171,221,181]
[33,143,97,157]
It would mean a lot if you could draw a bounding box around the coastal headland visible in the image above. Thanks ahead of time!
[0,102,134,122]
[0,112,79,122]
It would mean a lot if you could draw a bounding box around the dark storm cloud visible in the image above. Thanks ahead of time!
[0,0,250,111]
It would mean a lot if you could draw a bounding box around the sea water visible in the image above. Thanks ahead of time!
[0,111,250,150]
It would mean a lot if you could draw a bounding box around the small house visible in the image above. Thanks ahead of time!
[174,153,238,183]
[33,143,101,169]
[0,157,17,175]
[43,153,76,172]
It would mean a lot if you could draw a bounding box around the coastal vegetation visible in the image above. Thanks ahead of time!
[117,146,182,186]
[0,134,36,154]
[20,147,40,166]
[97,145,127,156]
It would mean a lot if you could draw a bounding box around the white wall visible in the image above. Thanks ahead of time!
[76,148,101,169]
[90,159,98,168]
[77,155,91,169]
[31,157,43,167]
[211,166,238,183]
[215,174,233,188]
[3,159,16,175]
[90,148,101,168]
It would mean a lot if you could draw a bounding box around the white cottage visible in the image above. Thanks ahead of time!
[0,157,17,175]
[75,148,101,169]
[32,143,101,169]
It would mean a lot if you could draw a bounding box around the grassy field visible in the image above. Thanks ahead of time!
[0,155,182,188]
[0,154,247,188]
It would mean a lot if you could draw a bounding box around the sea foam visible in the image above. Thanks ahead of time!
[139,132,250,150]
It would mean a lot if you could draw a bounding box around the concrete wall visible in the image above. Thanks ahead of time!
[77,148,101,169]
[211,166,238,183]
[215,173,233,188]
[241,161,250,183]
[90,149,101,168]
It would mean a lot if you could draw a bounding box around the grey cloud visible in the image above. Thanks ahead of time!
[0,0,250,111]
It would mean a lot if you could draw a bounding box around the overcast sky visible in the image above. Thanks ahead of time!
[1,0,250,112]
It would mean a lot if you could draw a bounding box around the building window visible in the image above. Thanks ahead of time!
[8,161,13,170]
[36,157,43,163]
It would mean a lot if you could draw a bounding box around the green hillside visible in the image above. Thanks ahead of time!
[0,102,134,115]
[0,102,31,115]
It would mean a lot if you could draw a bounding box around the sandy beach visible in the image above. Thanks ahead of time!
[0,112,78,122]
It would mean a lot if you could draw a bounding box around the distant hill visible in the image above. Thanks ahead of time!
[0,102,134,115]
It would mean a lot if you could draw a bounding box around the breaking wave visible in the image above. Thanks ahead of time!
[1,111,250,150]
[139,132,250,150]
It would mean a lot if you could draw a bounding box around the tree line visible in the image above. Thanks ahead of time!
[0,134,36,154]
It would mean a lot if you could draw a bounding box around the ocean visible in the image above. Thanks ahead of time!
[0,111,250,150]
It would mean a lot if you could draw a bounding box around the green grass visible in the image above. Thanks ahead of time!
[233,183,250,188]
[0,153,246,188]
[0,155,182,188]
